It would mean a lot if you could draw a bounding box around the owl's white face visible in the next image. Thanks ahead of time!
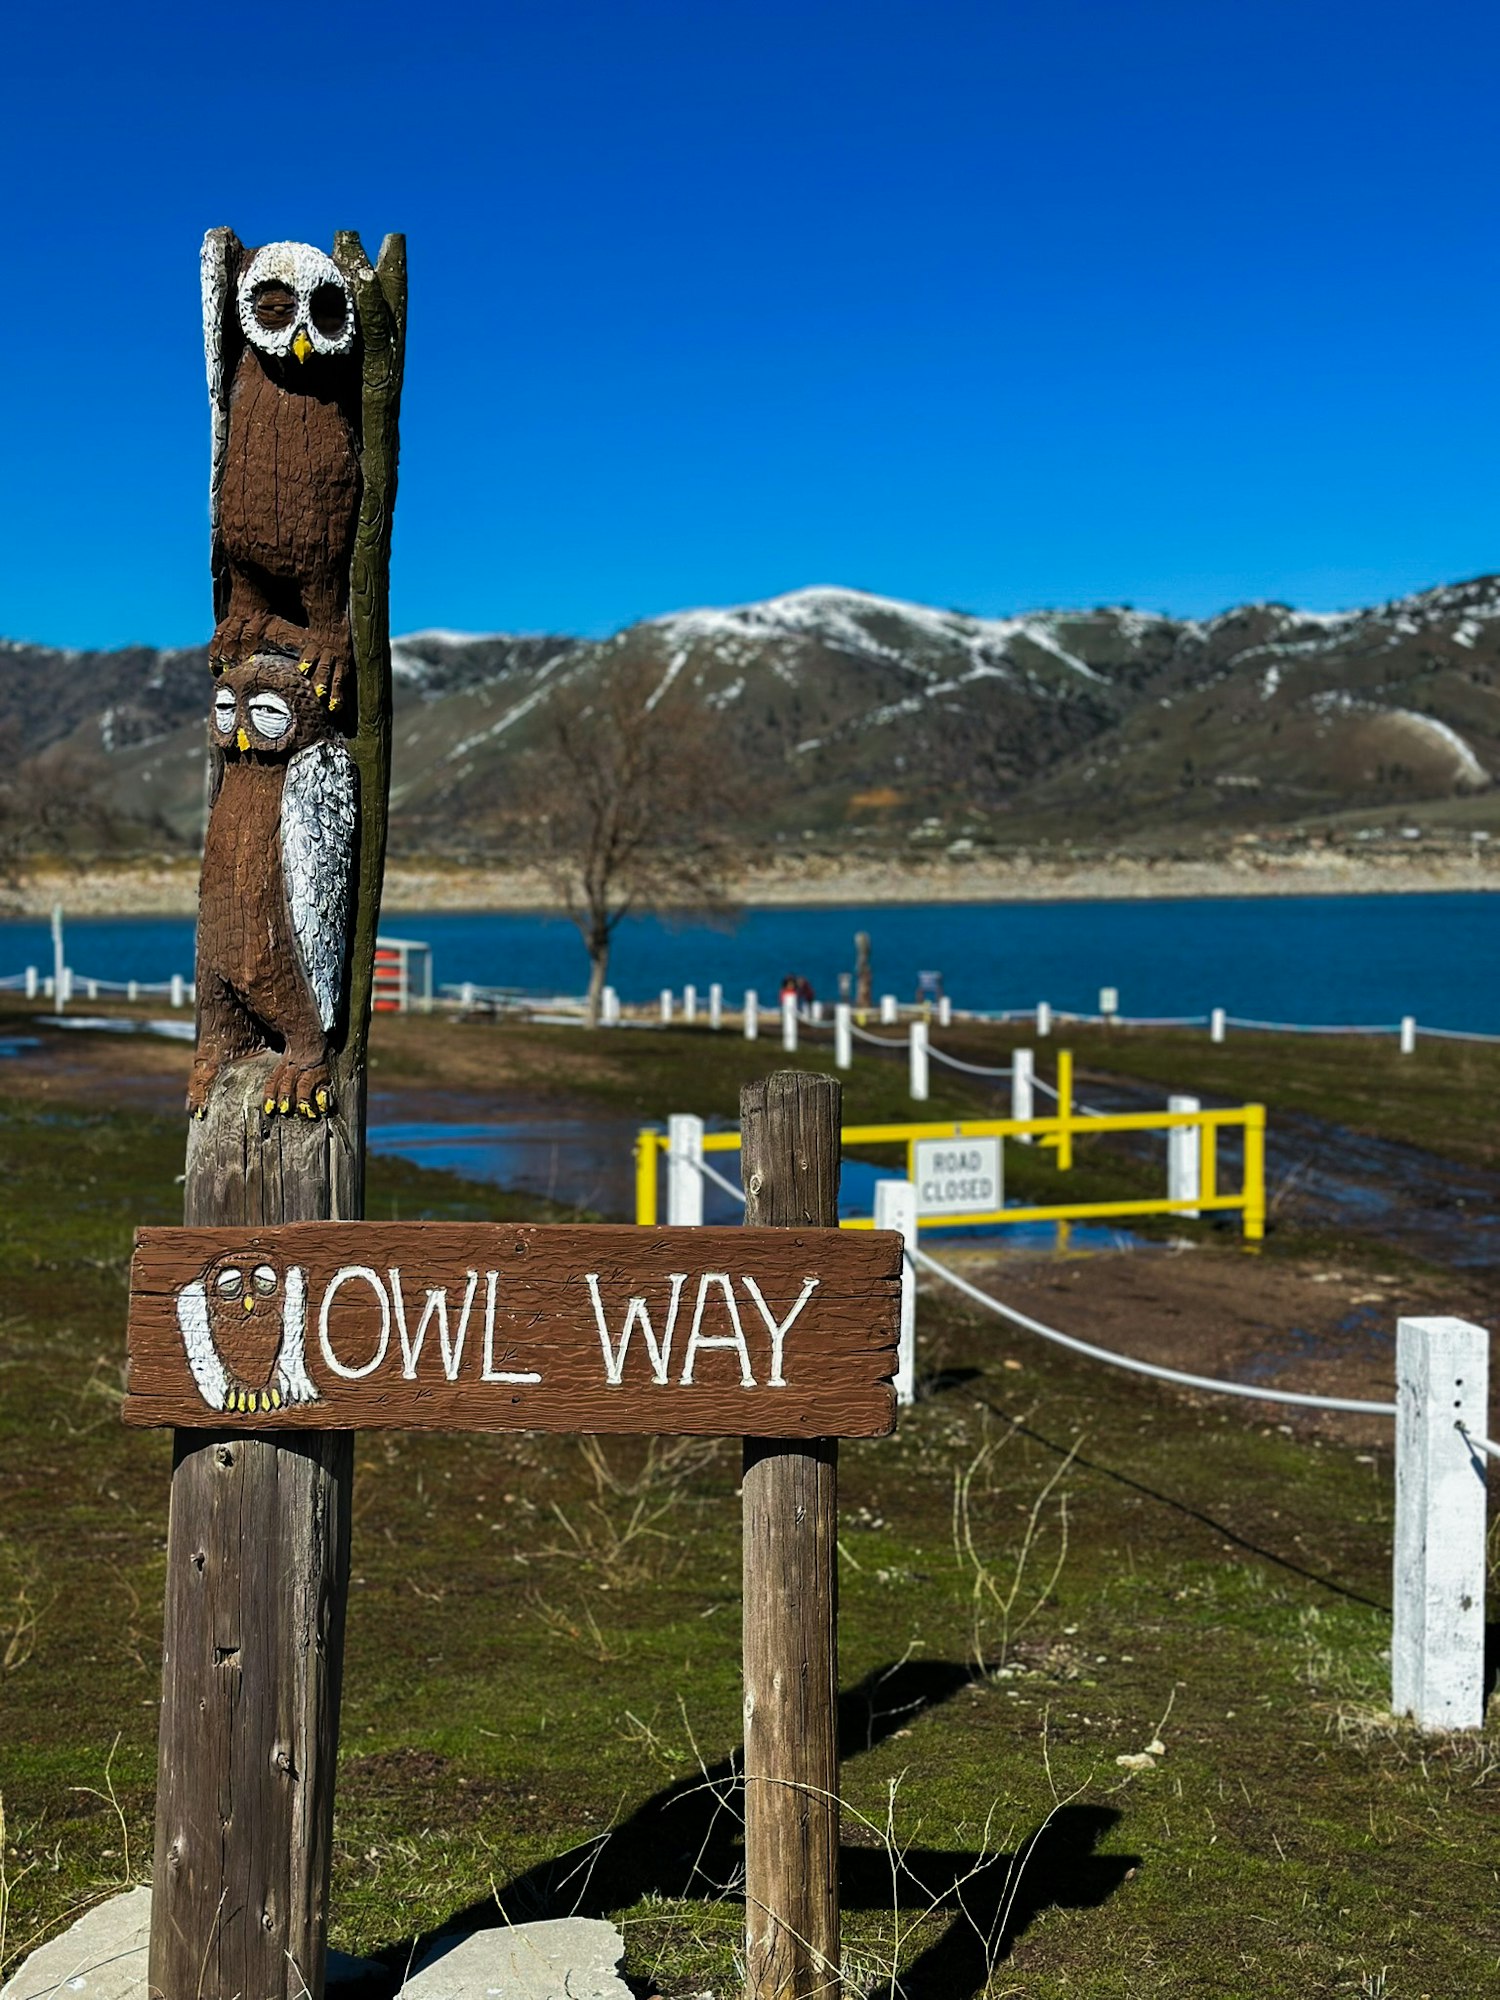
[237,241,354,364]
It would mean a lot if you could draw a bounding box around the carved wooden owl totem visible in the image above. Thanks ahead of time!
[188,658,357,1120]
[175,1249,318,1412]
[203,234,361,710]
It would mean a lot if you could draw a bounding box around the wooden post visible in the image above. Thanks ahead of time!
[1393,1316,1490,1730]
[1242,1104,1266,1243]
[1055,1048,1073,1169]
[149,228,404,2000]
[741,1072,842,2000]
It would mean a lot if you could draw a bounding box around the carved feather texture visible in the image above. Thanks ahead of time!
[176,1280,228,1411]
[281,739,358,1033]
[200,232,235,545]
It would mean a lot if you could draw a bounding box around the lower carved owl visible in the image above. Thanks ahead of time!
[176,1252,319,1412]
[188,655,357,1121]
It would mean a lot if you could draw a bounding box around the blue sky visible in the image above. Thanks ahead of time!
[5,1,1498,648]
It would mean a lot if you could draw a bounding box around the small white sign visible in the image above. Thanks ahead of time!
[912,1137,1003,1217]
[1099,986,1119,1016]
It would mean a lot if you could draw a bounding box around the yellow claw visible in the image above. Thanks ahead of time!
[327,695,340,711]
[298,659,313,675]
[315,1087,329,1111]
[314,684,326,700]
[270,1387,282,1409]
[278,1097,290,1114]
[264,1098,276,1115]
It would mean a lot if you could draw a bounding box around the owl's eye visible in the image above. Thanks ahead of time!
[252,1265,278,1295]
[252,282,297,331]
[310,284,348,338]
[215,1268,244,1300]
[212,691,237,733]
[247,694,293,740]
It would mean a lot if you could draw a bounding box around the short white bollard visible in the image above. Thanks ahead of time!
[744,989,759,1040]
[1400,1015,1416,1055]
[1012,1046,1034,1142]
[937,994,951,1027]
[1392,1315,1490,1731]
[1036,1002,1052,1038]
[601,984,621,1026]
[42,977,53,999]
[1167,1094,1201,1218]
[86,979,98,1001]
[127,980,139,1003]
[460,981,477,1011]
[667,1113,705,1227]
[709,982,723,1030]
[880,993,898,1025]
[781,994,798,1052]
[834,1002,852,1070]
[660,988,674,1024]
[811,999,824,1024]
[683,983,697,1024]
[167,974,182,1008]
[24,966,36,999]
[1210,1006,1226,1043]
[61,968,75,1005]
[875,1178,920,1407]
[909,1018,929,1101]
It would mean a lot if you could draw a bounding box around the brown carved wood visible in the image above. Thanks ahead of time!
[125,1223,899,1437]
[740,1071,844,2000]
[149,230,404,2000]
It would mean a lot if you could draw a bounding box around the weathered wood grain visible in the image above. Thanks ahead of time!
[741,1071,845,2000]
[126,1222,899,1439]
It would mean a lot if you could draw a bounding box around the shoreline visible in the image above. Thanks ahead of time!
[4,848,1497,917]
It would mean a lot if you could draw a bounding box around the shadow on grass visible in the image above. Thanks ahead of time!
[380,1660,1137,1999]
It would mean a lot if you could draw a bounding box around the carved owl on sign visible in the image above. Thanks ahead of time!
[187,658,357,1120]
[202,233,361,711]
[176,1251,318,1413]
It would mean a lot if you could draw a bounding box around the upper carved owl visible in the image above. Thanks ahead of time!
[211,657,330,761]
[236,241,356,366]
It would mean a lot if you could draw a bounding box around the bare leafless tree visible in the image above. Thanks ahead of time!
[521,652,742,1024]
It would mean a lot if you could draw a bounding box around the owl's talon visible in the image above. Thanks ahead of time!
[278,1097,291,1114]
[270,1387,282,1408]
[264,1097,277,1115]
[298,659,313,675]
[315,1087,329,1112]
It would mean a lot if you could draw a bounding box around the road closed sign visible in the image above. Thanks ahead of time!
[912,1137,1003,1218]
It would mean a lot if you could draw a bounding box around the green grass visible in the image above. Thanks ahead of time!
[0,1068,1495,1997]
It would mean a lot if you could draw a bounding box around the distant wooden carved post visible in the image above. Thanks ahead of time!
[148,227,405,2000]
[740,1071,843,2000]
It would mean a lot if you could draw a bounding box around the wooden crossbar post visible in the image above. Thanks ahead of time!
[740,1071,842,2000]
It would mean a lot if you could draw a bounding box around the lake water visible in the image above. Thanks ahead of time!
[7,890,1498,1032]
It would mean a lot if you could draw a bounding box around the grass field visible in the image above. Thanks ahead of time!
[0,1022,1496,1997]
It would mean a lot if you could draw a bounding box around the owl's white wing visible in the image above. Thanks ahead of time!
[200,230,237,545]
[176,1281,228,1411]
[282,740,359,1033]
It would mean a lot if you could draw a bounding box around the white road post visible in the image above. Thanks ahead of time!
[937,994,952,1026]
[1167,1094,1201,1218]
[601,984,620,1026]
[667,1113,705,1228]
[744,989,759,1040]
[909,1019,929,1101]
[170,974,185,1009]
[660,988,674,1025]
[24,966,36,999]
[835,1002,853,1070]
[811,999,824,1023]
[1392,1315,1490,1731]
[880,993,898,1025]
[1012,1046,1034,1142]
[781,993,798,1052]
[1400,1015,1416,1055]
[86,979,98,1001]
[51,905,65,1017]
[1210,1006,1226,1043]
[683,983,698,1025]
[127,979,140,1003]
[1036,1001,1051,1038]
[709,982,723,1030]
[875,1178,920,1407]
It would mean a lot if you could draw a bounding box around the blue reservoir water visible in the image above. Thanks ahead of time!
[7,890,1498,1032]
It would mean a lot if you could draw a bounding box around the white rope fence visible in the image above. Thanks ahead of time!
[907,1243,1397,1416]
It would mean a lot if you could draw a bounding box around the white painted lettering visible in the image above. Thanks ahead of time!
[389,1268,481,1380]
[481,1269,542,1383]
[740,1275,819,1388]
[586,1272,688,1385]
[318,1266,391,1380]
[680,1272,755,1386]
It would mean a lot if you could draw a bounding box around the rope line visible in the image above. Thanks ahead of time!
[1458,1421,1500,1463]
[849,1021,910,1049]
[926,1046,1013,1078]
[909,1244,1396,1417]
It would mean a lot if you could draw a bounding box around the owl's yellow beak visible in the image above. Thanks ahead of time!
[236,728,250,752]
[242,1296,255,1313]
[292,328,313,364]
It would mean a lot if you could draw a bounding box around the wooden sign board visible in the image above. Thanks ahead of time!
[126,1222,901,1438]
